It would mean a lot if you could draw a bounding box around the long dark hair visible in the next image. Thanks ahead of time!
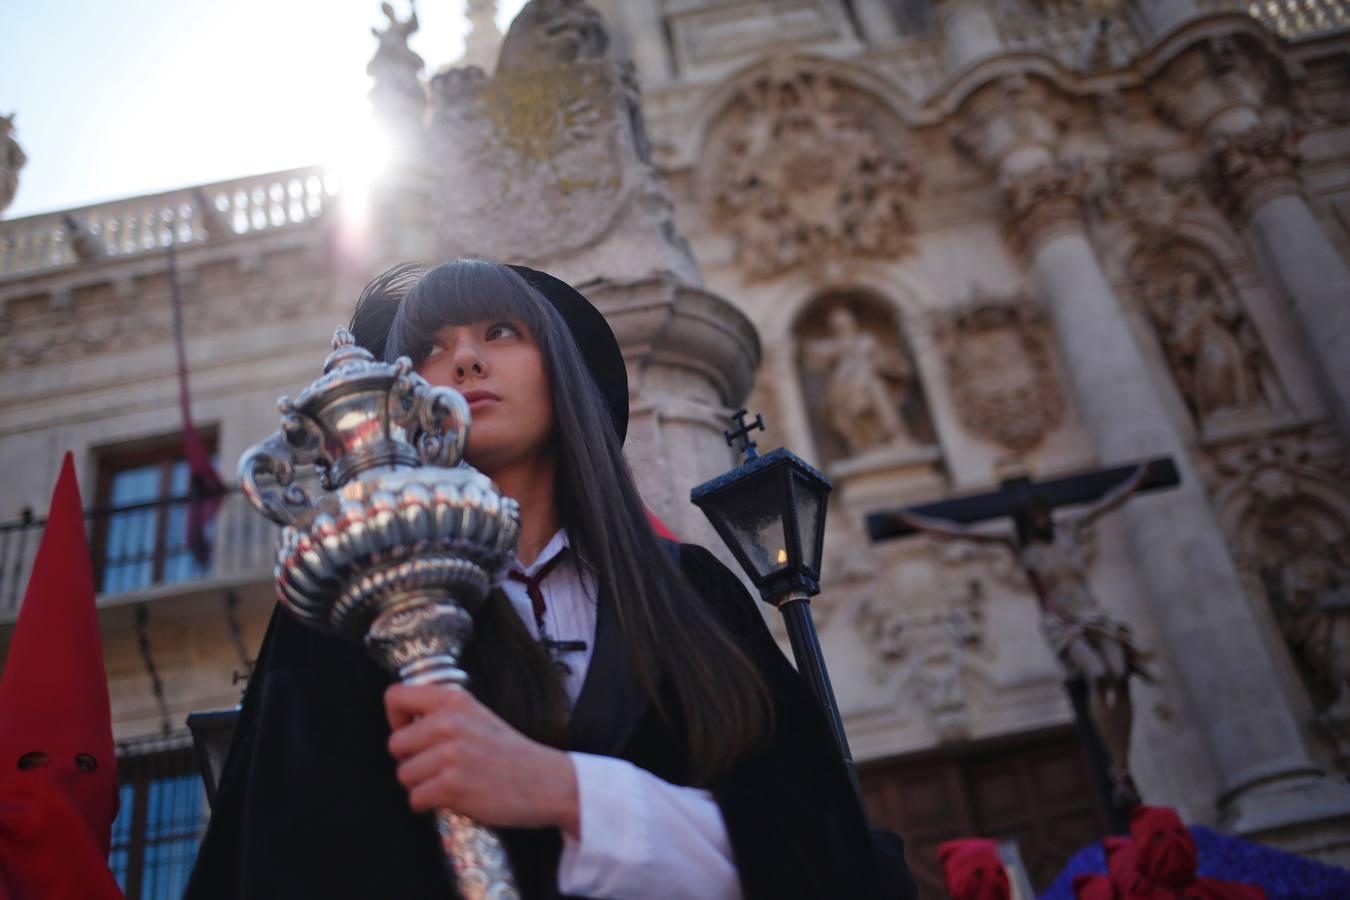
[354,259,773,783]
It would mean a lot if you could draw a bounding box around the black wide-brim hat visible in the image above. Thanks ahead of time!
[348,262,630,443]
[507,265,629,443]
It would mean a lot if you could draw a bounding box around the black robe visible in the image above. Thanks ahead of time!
[186,542,916,899]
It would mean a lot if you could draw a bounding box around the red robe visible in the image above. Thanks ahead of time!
[1073,807,1264,900]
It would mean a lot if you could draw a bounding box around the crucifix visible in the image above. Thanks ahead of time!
[866,457,1180,832]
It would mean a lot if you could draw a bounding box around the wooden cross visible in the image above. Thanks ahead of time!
[866,456,1181,833]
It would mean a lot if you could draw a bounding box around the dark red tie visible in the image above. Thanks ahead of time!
[504,545,583,666]
[506,549,567,636]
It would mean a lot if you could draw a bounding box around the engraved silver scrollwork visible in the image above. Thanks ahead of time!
[237,325,521,898]
[237,432,317,527]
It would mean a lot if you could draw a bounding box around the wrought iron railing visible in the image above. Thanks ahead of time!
[0,488,279,618]
[0,165,336,278]
[112,732,208,900]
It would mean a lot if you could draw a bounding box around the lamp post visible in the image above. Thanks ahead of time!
[690,410,861,803]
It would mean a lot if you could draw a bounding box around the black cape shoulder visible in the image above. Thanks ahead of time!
[185,540,916,899]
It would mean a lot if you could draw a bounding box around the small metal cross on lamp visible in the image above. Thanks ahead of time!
[691,409,861,803]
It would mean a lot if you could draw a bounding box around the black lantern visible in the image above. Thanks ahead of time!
[690,412,831,603]
[691,410,860,802]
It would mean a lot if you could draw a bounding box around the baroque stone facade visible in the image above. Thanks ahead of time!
[3,0,1350,889]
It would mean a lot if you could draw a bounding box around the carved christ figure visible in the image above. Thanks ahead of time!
[894,465,1155,806]
[802,308,915,456]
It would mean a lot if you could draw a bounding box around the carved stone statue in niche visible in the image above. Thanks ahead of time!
[800,304,928,459]
[1260,520,1350,710]
[706,65,919,279]
[1144,267,1275,422]
[1,113,26,216]
[936,296,1064,452]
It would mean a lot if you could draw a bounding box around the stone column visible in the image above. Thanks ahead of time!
[1212,126,1350,439]
[1153,40,1350,439]
[958,81,1350,837]
[933,0,1003,71]
[1009,161,1350,835]
[1128,0,1201,44]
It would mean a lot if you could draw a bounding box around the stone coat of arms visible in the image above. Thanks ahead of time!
[937,297,1064,452]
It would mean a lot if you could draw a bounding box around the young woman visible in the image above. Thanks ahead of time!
[187,260,913,899]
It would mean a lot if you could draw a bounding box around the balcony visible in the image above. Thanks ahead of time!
[0,165,336,280]
[0,488,279,622]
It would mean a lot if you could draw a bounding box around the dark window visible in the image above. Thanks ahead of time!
[110,742,208,899]
[94,437,219,594]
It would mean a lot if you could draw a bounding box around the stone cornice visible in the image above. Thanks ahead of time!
[1134,12,1298,82]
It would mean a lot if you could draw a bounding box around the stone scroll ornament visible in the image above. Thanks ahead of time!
[238,327,522,900]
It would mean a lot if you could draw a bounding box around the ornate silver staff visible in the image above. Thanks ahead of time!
[238,327,522,900]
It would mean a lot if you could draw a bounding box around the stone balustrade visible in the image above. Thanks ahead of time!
[0,165,335,279]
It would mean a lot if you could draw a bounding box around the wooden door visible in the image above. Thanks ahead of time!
[860,727,1108,898]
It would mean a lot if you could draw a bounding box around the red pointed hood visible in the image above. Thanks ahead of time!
[938,838,1011,900]
[0,453,118,855]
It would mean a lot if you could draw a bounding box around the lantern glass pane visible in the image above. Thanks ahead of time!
[794,473,823,572]
[708,474,789,579]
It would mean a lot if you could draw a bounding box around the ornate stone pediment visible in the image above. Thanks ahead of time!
[934,293,1065,452]
[703,64,919,279]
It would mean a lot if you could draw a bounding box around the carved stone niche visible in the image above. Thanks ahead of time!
[932,292,1065,454]
[1212,432,1350,769]
[700,63,920,281]
[794,293,938,472]
[1128,243,1283,434]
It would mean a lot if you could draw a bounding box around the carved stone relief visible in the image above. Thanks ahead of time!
[933,293,1065,452]
[1132,248,1281,425]
[1092,151,1199,242]
[1212,431,1350,720]
[703,64,919,279]
[427,4,693,278]
[496,0,609,72]
[855,572,987,742]
[794,295,936,465]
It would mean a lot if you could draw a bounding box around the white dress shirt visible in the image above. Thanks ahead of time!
[499,530,741,900]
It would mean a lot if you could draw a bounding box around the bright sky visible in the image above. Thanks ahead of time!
[0,0,526,219]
